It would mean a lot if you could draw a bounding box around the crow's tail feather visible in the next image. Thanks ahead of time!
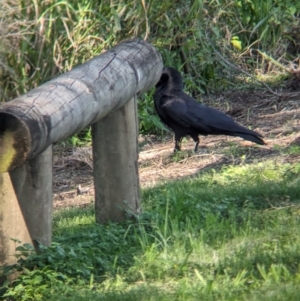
[237,132,265,145]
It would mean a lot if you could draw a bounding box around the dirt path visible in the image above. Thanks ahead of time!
[53,89,300,210]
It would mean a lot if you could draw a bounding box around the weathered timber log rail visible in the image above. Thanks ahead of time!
[0,38,163,266]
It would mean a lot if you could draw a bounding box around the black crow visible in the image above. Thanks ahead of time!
[153,67,265,152]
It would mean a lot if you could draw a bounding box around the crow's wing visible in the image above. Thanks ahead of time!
[190,104,258,135]
[161,93,262,137]
[160,95,212,132]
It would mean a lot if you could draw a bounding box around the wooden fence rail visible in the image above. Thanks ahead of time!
[0,38,162,267]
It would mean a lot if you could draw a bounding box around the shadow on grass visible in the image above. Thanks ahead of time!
[48,285,173,301]
[47,281,300,301]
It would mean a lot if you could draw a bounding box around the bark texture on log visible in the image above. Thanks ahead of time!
[0,38,162,173]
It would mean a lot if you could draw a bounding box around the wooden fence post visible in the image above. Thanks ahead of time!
[0,173,32,267]
[92,96,140,223]
[0,145,52,265]
[10,145,53,249]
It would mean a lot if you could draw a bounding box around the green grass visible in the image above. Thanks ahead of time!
[2,159,300,300]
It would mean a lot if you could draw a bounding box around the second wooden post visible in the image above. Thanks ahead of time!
[92,96,140,223]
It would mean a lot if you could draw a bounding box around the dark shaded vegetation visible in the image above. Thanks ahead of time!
[1,0,299,137]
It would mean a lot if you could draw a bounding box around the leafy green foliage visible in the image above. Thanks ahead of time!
[138,91,167,135]
[2,267,67,301]
[66,127,92,147]
[4,223,143,283]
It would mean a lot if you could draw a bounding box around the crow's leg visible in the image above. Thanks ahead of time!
[174,132,183,152]
[190,134,200,152]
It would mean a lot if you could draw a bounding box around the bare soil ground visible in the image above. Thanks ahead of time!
[53,88,300,210]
